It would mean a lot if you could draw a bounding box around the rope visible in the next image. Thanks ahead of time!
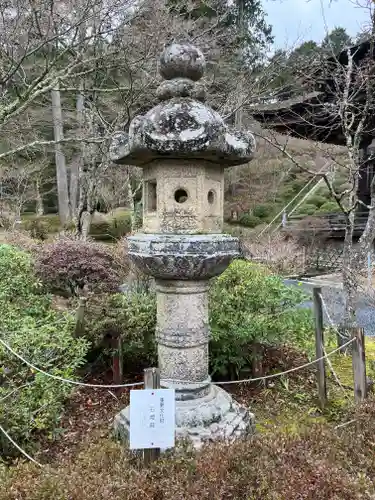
[0,384,32,402]
[0,424,43,468]
[0,338,144,389]
[161,337,355,387]
[256,163,329,240]
[214,338,354,385]
[271,178,325,235]
[319,293,349,340]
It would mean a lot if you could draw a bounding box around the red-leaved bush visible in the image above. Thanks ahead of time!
[35,235,127,297]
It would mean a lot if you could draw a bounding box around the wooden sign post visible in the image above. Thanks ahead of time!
[129,368,175,466]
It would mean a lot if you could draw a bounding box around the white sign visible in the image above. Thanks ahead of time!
[129,389,175,450]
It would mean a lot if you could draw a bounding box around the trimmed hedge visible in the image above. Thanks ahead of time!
[238,213,261,228]
[20,211,133,241]
[21,214,61,238]
[252,204,272,219]
[89,211,132,241]
[295,203,316,216]
[307,194,327,208]
[316,201,340,213]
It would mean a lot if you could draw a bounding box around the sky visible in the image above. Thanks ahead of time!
[263,0,371,49]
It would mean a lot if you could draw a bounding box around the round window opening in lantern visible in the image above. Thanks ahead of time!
[174,188,188,203]
[207,189,215,205]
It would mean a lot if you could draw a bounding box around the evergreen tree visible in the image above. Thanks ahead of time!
[167,0,273,66]
[289,40,320,65]
[322,27,353,55]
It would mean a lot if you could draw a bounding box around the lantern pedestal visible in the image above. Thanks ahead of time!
[110,42,257,448]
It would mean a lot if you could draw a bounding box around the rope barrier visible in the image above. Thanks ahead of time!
[319,293,348,340]
[0,384,32,403]
[0,309,354,392]
[0,424,43,468]
[0,296,356,468]
[0,336,356,469]
[1,336,354,389]
[160,337,355,387]
[213,338,355,386]
[0,338,144,389]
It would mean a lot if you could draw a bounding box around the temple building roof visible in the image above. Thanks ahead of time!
[250,39,375,146]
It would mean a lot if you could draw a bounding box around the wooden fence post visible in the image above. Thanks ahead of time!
[351,327,367,402]
[143,368,161,465]
[313,287,327,409]
[111,332,123,386]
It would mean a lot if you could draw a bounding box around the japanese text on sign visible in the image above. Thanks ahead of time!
[129,389,175,450]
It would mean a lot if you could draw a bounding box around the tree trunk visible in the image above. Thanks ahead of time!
[358,152,375,263]
[74,296,87,338]
[35,179,44,216]
[69,153,81,216]
[125,170,141,232]
[51,85,70,225]
[228,0,246,197]
[80,210,92,240]
[70,85,85,217]
[342,213,356,323]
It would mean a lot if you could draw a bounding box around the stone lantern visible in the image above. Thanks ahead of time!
[110,43,256,446]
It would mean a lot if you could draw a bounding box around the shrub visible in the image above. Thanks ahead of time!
[41,214,61,232]
[89,218,113,241]
[0,245,89,456]
[89,211,132,241]
[22,218,49,240]
[22,214,61,237]
[291,180,305,193]
[243,233,305,275]
[295,203,316,216]
[1,422,372,499]
[0,316,88,457]
[111,210,132,238]
[239,213,261,228]
[209,260,312,378]
[308,194,327,208]
[85,291,157,371]
[0,230,40,254]
[288,216,331,247]
[317,201,340,213]
[84,260,311,380]
[0,244,38,300]
[252,204,272,219]
[278,185,295,201]
[35,236,127,297]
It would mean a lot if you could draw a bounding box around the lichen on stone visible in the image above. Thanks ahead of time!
[109,42,256,167]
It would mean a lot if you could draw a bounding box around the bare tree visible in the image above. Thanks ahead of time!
[250,2,375,321]
[0,157,49,226]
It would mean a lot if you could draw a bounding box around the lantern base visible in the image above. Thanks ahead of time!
[113,385,254,450]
